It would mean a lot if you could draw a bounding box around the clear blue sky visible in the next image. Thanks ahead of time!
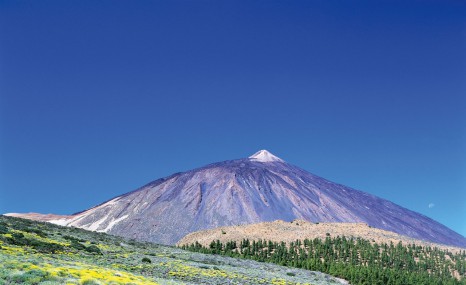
[1,0,465,237]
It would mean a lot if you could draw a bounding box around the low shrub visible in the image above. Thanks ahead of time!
[34,242,65,254]
[69,240,87,251]
[27,228,48,238]
[0,224,8,235]
[5,232,65,253]
[82,279,101,285]
[85,245,102,255]
[38,281,62,285]
[63,235,84,242]
[10,269,50,284]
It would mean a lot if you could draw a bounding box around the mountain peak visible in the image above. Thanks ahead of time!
[249,149,284,162]
[11,149,466,247]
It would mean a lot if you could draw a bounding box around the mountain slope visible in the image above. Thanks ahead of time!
[8,150,466,247]
[0,215,348,285]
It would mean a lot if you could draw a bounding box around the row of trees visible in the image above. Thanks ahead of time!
[181,236,466,285]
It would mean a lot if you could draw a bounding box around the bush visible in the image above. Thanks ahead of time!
[11,269,50,284]
[38,281,62,285]
[63,235,84,242]
[27,228,47,237]
[12,232,25,240]
[69,240,87,251]
[286,272,296,276]
[85,245,102,255]
[5,232,27,246]
[34,242,65,254]
[0,224,8,234]
[82,279,101,285]
[5,231,65,253]
[142,257,152,263]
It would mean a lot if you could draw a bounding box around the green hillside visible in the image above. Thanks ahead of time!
[0,215,346,285]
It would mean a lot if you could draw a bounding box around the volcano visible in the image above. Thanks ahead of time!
[8,150,466,247]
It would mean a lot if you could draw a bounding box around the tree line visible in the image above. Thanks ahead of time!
[181,236,466,285]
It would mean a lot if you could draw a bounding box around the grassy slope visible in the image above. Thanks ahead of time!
[0,215,347,285]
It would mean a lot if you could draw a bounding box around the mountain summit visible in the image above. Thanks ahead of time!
[249,150,284,162]
[8,150,466,247]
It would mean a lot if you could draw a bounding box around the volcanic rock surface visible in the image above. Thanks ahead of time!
[7,150,466,247]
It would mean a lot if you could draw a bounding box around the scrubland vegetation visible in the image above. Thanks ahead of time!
[0,215,345,285]
[3,214,464,285]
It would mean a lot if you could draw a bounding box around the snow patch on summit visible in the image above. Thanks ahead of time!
[249,150,284,162]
